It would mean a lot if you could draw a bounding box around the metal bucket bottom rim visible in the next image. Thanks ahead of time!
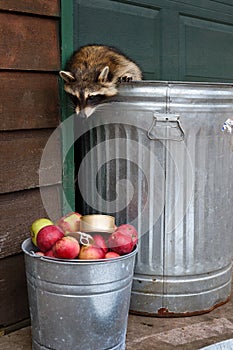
[32,338,126,350]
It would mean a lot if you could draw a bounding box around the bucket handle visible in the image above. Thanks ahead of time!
[66,231,94,246]
[147,113,185,142]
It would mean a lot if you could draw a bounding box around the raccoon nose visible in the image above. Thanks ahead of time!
[78,110,87,119]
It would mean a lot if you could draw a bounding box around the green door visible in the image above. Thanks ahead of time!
[73,0,233,82]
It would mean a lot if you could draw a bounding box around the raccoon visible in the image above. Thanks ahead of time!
[59,45,142,118]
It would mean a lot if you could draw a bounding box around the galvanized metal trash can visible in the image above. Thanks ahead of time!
[75,81,233,316]
[22,238,137,350]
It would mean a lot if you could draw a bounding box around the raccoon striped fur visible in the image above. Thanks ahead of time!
[59,45,142,118]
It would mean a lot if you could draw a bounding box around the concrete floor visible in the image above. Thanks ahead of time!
[1,294,233,350]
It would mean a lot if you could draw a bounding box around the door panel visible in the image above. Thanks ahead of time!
[179,15,233,82]
[74,0,161,79]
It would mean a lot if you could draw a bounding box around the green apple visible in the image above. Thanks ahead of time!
[30,218,53,246]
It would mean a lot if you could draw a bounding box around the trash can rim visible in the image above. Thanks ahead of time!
[118,80,233,87]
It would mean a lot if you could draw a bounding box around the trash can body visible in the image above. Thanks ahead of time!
[76,82,233,316]
[22,238,137,350]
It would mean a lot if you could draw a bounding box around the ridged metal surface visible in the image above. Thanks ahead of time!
[22,239,137,350]
[76,81,233,316]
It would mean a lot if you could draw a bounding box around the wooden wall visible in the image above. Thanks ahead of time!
[0,0,62,332]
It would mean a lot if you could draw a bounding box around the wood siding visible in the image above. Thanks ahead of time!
[0,186,61,259]
[0,0,61,331]
[0,130,61,193]
[0,254,29,327]
[0,0,59,16]
[0,72,59,130]
[0,13,59,70]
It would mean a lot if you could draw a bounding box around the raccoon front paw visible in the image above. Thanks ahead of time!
[118,76,133,83]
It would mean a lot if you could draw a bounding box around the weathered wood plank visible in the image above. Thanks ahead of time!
[0,0,60,17]
[0,72,60,130]
[0,186,62,259]
[0,129,62,193]
[0,253,29,327]
[0,12,60,70]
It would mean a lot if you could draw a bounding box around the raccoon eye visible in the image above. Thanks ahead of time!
[87,95,96,101]
[69,95,80,105]
[87,94,105,105]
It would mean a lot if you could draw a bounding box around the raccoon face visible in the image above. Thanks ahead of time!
[67,90,107,118]
[59,67,117,118]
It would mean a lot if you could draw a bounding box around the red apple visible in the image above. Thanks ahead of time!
[105,251,120,259]
[44,249,56,258]
[53,236,80,259]
[37,225,64,252]
[56,212,82,234]
[79,244,105,260]
[93,234,108,254]
[30,218,54,246]
[117,224,138,246]
[108,230,134,255]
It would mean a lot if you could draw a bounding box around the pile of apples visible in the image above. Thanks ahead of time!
[30,212,138,260]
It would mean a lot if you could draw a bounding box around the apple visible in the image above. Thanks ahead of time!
[37,225,64,252]
[52,236,80,259]
[35,251,45,256]
[44,249,56,258]
[93,234,108,254]
[117,224,138,246]
[105,251,120,259]
[79,244,105,260]
[108,230,134,255]
[30,218,53,246]
[56,212,82,234]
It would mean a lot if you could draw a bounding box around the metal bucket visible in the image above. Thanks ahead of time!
[75,81,233,316]
[22,238,137,350]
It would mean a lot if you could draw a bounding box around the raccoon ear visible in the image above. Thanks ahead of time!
[59,71,76,83]
[98,66,109,83]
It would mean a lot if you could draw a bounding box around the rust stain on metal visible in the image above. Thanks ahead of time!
[158,308,174,316]
[130,295,231,318]
[158,296,232,317]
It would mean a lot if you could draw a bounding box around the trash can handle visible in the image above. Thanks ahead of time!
[147,113,185,142]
